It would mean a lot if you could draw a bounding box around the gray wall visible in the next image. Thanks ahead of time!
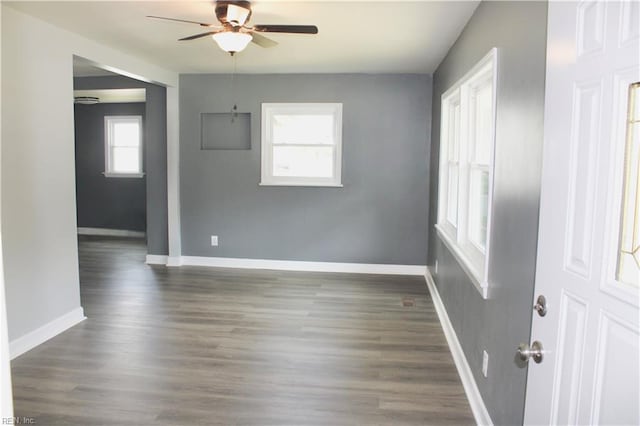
[427,2,547,425]
[74,77,168,255]
[74,102,146,232]
[180,74,431,264]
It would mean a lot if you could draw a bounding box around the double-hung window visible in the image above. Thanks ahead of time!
[104,115,144,178]
[261,103,343,187]
[436,49,497,298]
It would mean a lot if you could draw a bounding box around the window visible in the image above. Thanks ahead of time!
[616,82,640,287]
[436,48,497,298]
[261,103,343,187]
[104,115,143,177]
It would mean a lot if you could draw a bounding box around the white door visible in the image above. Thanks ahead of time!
[524,1,640,425]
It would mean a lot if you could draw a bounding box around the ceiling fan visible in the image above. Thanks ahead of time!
[148,0,318,55]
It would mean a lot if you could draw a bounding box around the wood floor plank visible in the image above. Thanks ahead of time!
[11,236,474,425]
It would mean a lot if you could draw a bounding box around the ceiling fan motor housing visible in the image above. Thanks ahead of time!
[215,1,252,26]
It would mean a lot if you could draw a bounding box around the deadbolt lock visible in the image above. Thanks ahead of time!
[534,295,547,317]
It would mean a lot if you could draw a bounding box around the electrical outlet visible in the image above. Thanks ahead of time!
[211,235,218,246]
[435,260,439,274]
[482,350,489,378]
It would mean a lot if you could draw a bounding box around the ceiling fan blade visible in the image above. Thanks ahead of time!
[147,15,215,27]
[179,31,221,41]
[252,25,318,34]
[250,32,278,48]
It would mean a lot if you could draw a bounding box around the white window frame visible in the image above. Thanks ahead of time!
[104,115,144,178]
[436,48,498,299]
[260,103,343,187]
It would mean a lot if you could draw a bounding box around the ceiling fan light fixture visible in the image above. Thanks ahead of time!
[74,96,100,105]
[212,32,252,54]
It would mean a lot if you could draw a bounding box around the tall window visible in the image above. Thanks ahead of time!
[437,49,497,297]
[104,116,143,177]
[616,82,640,287]
[261,103,343,187]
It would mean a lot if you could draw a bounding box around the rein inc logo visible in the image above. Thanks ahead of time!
[2,418,35,425]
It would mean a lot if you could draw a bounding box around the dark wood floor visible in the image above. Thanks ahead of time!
[11,236,474,425]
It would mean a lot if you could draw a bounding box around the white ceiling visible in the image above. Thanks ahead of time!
[7,1,479,74]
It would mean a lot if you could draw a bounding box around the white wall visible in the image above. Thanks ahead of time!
[0,234,12,419]
[0,3,14,419]
[0,5,178,347]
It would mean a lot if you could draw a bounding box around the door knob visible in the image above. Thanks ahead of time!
[517,341,544,363]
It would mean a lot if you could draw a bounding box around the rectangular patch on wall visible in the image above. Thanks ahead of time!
[201,112,251,150]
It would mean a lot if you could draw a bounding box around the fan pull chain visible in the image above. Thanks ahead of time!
[231,56,238,123]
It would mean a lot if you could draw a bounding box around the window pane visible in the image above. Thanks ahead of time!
[468,169,489,251]
[616,83,640,287]
[448,101,461,161]
[272,146,334,178]
[471,81,493,165]
[112,147,140,173]
[272,114,334,145]
[112,122,140,147]
[633,84,640,121]
[447,165,459,226]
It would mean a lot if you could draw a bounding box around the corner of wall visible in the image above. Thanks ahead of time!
[9,307,86,360]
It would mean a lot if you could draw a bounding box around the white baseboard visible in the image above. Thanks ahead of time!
[146,254,168,265]
[179,255,426,275]
[9,307,86,360]
[424,271,493,426]
[78,227,145,238]
[166,256,182,267]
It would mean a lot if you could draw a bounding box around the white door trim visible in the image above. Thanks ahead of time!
[166,85,181,261]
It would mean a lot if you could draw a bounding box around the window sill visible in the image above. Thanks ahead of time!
[259,181,343,188]
[103,172,145,178]
[435,224,489,299]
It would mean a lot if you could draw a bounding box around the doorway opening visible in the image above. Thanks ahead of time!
[73,57,148,258]
[72,55,169,283]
